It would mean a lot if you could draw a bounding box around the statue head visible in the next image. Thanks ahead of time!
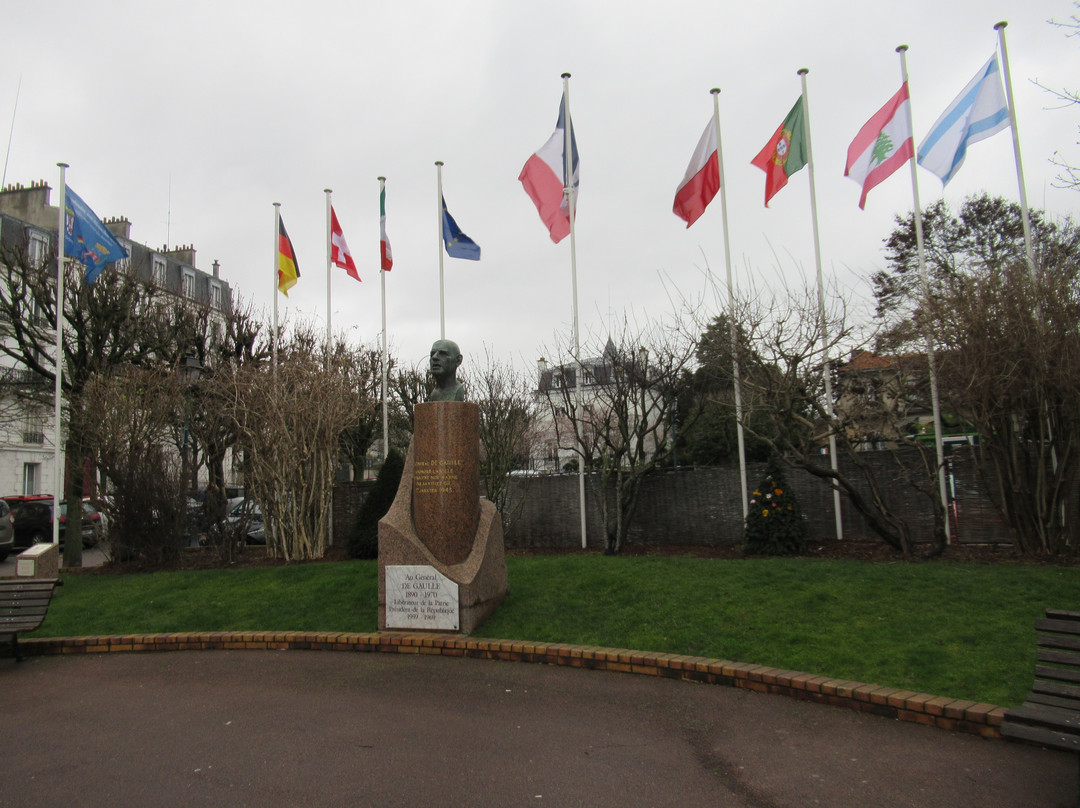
[428,339,465,401]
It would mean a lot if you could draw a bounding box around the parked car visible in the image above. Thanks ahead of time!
[0,499,13,561]
[224,498,266,545]
[2,495,103,549]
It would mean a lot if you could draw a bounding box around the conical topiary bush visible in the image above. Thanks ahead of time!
[348,448,405,559]
[744,457,807,556]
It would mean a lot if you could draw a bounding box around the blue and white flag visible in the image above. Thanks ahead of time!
[63,185,128,283]
[917,55,1010,186]
[440,195,481,261]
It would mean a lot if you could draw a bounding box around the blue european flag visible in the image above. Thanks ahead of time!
[64,185,129,283]
[441,195,481,261]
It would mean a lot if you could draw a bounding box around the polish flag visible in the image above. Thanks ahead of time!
[845,83,913,209]
[673,119,720,227]
[519,91,578,243]
[330,206,360,282]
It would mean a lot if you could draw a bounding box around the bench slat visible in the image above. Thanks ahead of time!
[0,598,55,610]
[1038,633,1080,653]
[1037,617,1080,633]
[1005,701,1080,731]
[1046,610,1080,621]
[1038,647,1080,667]
[1033,680,1080,702]
[1000,719,1080,752]
[1027,692,1080,711]
[1035,664,1080,686]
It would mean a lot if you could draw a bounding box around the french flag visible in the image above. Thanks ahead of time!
[519,91,579,243]
[673,118,719,228]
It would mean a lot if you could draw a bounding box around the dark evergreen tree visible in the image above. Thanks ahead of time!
[744,457,807,556]
[347,448,404,559]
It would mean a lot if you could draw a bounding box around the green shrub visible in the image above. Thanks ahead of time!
[744,457,807,555]
[348,448,404,559]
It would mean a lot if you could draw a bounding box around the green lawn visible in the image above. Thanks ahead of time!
[31,555,1078,707]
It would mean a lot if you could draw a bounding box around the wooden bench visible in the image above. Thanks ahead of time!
[0,578,62,662]
[1000,609,1080,805]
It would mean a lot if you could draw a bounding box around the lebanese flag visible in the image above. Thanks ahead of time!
[845,83,913,209]
[673,119,719,228]
[330,206,360,282]
[519,91,578,243]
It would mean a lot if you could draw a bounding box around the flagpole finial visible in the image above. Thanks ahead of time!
[561,72,571,79]
[273,202,280,208]
[896,44,908,53]
[797,68,809,76]
[994,20,1007,31]
[324,188,332,194]
[710,88,720,96]
[378,176,386,182]
[57,162,68,169]
[435,161,444,167]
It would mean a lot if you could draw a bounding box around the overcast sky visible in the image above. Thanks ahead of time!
[2,0,1077,375]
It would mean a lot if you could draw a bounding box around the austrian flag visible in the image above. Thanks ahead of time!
[845,83,913,209]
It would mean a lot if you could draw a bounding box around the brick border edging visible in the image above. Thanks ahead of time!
[19,631,1005,739]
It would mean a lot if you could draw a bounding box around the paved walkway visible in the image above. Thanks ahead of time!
[1,649,1073,807]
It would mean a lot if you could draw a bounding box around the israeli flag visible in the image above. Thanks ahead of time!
[917,55,1010,186]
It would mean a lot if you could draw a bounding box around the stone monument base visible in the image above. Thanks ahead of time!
[378,440,509,635]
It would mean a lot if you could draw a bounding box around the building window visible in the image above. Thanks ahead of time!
[115,240,131,273]
[209,282,222,310]
[22,463,40,495]
[27,230,48,267]
[152,256,167,287]
[182,269,195,299]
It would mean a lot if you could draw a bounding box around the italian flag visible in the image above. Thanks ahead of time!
[845,83,913,210]
[380,184,393,271]
[672,118,720,228]
[751,97,807,207]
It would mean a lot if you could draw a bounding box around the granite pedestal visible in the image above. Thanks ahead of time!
[378,401,509,635]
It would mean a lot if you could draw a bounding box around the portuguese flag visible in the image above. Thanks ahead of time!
[751,97,807,207]
[277,214,300,296]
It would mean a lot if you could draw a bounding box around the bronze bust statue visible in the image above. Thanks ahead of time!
[428,339,466,402]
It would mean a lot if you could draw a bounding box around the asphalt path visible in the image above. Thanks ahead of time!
[1,650,1073,808]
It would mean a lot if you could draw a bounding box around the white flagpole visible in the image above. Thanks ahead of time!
[324,188,332,347]
[378,177,389,468]
[561,72,587,550]
[898,45,950,545]
[994,21,1036,275]
[798,68,843,541]
[53,163,67,545]
[436,161,446,340]
[711,88,749,521]
[272,202,280,375]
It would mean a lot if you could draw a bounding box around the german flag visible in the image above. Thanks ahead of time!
[277,214,300,296]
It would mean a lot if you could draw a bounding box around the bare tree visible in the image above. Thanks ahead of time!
[1040,4,1080,191]
[81,367,188,564]
[464,348,542,528]
[225,328,377,561]
[927,261,1080,555]
[544,316,695,554]
[694,282,945,556]
[0,241,186,566]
